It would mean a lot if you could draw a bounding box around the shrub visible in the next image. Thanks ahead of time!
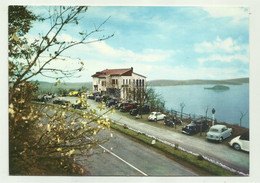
[197,154,204,161]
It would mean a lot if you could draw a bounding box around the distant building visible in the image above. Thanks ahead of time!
[91,67,146,100]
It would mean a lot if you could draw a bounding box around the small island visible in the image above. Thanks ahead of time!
[204,85,230,90]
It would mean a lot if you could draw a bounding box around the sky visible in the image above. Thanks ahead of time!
[27,6,249,82]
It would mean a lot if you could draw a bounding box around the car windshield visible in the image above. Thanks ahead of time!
[210,128,219,132]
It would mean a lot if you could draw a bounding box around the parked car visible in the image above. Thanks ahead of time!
[130,105,150,116]
[206,124,232,142]
[116,102,130,110]
[106,99,119,107]
[71,103,82,109]
[87,92,100,100]
[95,95,102,102]
[53,99,70,107]
[182,119,208,135]
[164,116,182,127]
[69,91,79,96]
[164,117,175,128]
[228,131,249,152]
[71,100,87,110]
[148,112,166,121]
[101,95,112,103]
[120,102,138,112]
[35,93,54,102]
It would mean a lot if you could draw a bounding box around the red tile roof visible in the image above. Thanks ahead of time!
[92,68,133,77]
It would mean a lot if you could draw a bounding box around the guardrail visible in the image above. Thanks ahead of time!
[168,109,213,122]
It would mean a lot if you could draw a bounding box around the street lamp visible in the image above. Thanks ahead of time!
[212,108,216,126]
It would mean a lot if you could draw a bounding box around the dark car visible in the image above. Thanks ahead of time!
[101,95,112,103]
[71,101,87,110]
[106,99,119,107]
[120,102,138,112]
[130,105,150,116]
[182,119,209,135]
[53,99,70,106]
[164,117,175,128]
[88,92,100,100]
[116,102,129,110]
[95,96,102,102]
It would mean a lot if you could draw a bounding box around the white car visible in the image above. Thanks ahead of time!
[206,124,232,142]
[228,131,249,152]
[148,112,166,121]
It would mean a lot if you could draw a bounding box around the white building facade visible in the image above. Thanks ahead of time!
[92,67,146,100]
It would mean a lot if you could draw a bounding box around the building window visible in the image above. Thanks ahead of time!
[136,80,138,87]
[126,79,128,85]
[101,81,106,86]
[112,79,115,84]
[94,85,98,91]
[116,79,118,85]
[142,79,144,86]
[133,79,135,85]
[129,79,131,85]
[123,79,125,85]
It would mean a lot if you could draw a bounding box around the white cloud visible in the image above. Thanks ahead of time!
[195,37,249,64]
[32,55,248,82]
[195,37,241,53]
[57,33,80,43]
[25,33,80,45]
[202,7,248,23]
[82,58,247,82]
[32,56,83,73]
[82,39,175,63]
[198,54,249,64]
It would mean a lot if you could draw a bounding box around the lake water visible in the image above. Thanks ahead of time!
[153,84,249,128]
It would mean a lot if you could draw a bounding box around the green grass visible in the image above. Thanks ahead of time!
[110,122,238,176]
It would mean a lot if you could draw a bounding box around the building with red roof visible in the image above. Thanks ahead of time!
[92,67,146,100]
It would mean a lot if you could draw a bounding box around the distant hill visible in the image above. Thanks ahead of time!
[31,81,93,93]
[147,78,249,87]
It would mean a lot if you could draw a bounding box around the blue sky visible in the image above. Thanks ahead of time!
[27,6,249,82]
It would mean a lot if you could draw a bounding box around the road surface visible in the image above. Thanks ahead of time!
[76,129,198,176]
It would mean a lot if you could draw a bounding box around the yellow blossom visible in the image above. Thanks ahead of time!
[12,34,19,41]
[57,148,62,152]
[47,124,51,132]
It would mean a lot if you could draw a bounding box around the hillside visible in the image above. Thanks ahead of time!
[147,78,249,87]
[32,81,93,93]
[32,78,249,92]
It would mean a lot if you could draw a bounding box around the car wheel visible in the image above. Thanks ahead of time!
[219,137,223,143]
[154,118,157,122]
[233,143,241,151]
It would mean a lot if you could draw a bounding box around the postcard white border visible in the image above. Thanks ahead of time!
[1,0,260,183]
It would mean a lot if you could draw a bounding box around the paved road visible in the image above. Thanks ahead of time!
[64,97,249,175]
[76,129,198,176]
